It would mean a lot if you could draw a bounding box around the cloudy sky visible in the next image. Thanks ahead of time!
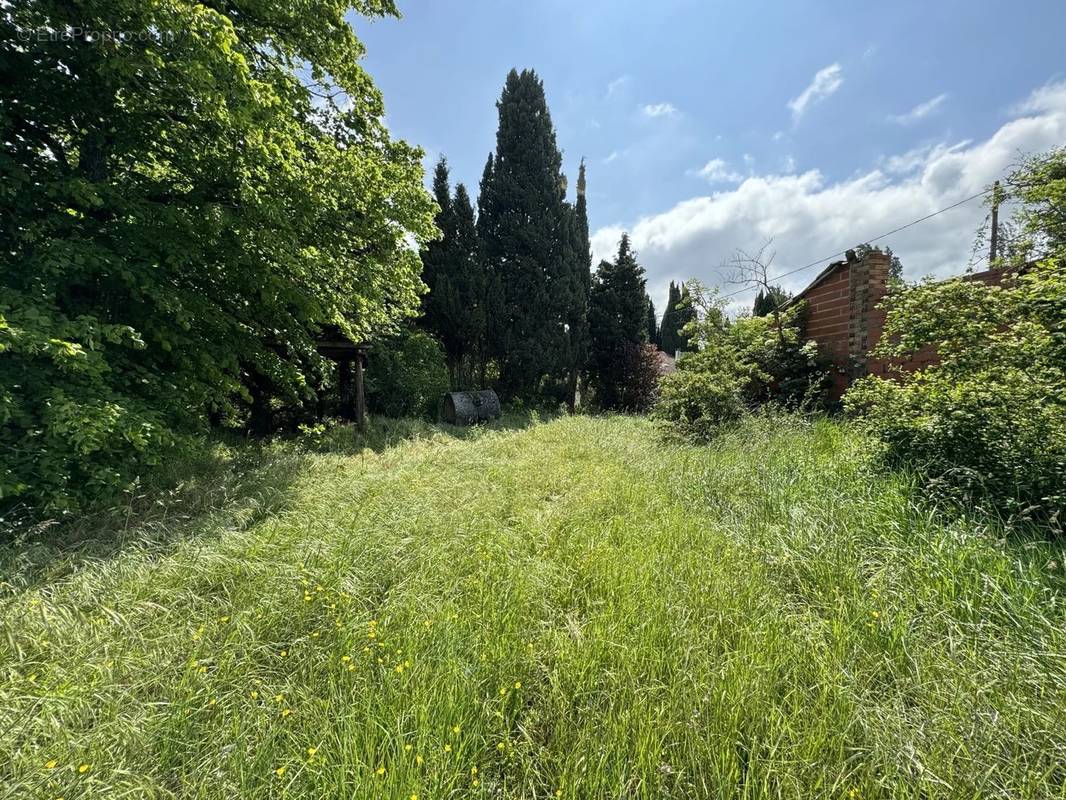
[354,0,1066,313]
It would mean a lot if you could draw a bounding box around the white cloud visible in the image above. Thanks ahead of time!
[889,93,948,125]
[642,102,679,118]
[594,80,1066,315]
[1012,80,1066,115]
[787,63,843,121]
[603,150,622,165]
[694,158,744,184]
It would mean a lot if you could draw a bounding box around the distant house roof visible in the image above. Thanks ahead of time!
[655,350,677,375]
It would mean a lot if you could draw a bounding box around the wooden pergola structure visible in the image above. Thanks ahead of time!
[316,326,369,427]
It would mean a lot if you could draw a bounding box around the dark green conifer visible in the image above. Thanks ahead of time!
[479,69,570,400]
[588,234,649,408]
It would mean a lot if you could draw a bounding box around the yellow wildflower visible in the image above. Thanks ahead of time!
[341,655,351,662]
[275,766,286,777]
[307,747,317,758]
[444,744,452,753]
[452,725,461,734]
[281,708,292,717]
[514,681,522,689]
[376,766,386,777]
[45,760,58,769]
[78,764,90,774]
[415,754,424,766]
[405,744,413,752]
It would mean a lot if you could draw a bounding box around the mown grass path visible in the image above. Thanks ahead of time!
[2,415,1064,799]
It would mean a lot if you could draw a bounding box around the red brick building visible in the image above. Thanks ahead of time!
[784,249,1008,399]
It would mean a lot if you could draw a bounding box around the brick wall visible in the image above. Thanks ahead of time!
[790,250,1010,399]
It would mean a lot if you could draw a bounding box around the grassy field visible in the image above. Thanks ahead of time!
[2,414,1064,799]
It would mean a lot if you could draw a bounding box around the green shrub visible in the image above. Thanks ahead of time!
[365,328,450,419]
[653,284,830,440]
[845,260,1065,529]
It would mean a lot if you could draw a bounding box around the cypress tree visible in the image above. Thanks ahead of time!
[420,157,453,341]
[752,285,792,317]
[561,159,592,411]
[420,158,485,388]
[676,283,697,351]
[476,153,502,387]
[644,293,658,346]
[659,281,682,355]
[479,69,570,401]
[588,233,649,409]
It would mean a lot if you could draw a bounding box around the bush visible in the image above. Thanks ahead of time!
[653,284,830,440]
[593,342,661,412]
[845,260,1064,529]
[365,328,450,419]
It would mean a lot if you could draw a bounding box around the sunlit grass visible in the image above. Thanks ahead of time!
[2,414,1064,798]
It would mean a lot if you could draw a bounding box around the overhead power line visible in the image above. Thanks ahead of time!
[718,187,993,301]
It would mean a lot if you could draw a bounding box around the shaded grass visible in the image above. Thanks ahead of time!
[1,413,1064,798]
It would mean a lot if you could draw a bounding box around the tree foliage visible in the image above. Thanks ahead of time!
[659,281,696,355]
[588,234,654,410]
[477,69,572,401]
[419,158,485,389]
[752,286,792,317]
[364,327,450,420]
[0,0,437,509]
[845,149,1065,529]
[654,284,830,440]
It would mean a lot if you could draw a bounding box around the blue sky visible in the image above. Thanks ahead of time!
[354,0,1066,311]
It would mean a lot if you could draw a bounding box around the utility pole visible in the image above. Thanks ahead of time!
[989,181,1001,264]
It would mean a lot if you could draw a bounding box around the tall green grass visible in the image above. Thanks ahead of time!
[2,414,1063,798]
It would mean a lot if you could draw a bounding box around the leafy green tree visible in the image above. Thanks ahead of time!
[365,327,450,420]
[654,283,829,440]
[420,157,485,389]
[588,234,651,409]
[0,1,436,510]
[478,69,570,401]
[752,286,792,317]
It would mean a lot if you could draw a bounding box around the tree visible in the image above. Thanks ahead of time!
[676,284,698,351]
[752,286,792,317]
[588,234,651,409]
[659,282,683,355]
[645,294,659,346]
[476,153,502,387]
[0,1,437,510]
[855,243,904,283]
[654,282,830,441]
[560,159,592,412]
[419,157,485,389]
[478,69,571,401]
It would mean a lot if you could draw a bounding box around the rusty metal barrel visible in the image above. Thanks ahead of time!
[440,390,501,425]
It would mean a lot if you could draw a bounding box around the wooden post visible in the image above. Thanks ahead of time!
[354,350,366,429]
[989,180,1000,264]
[338,359,353,421]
